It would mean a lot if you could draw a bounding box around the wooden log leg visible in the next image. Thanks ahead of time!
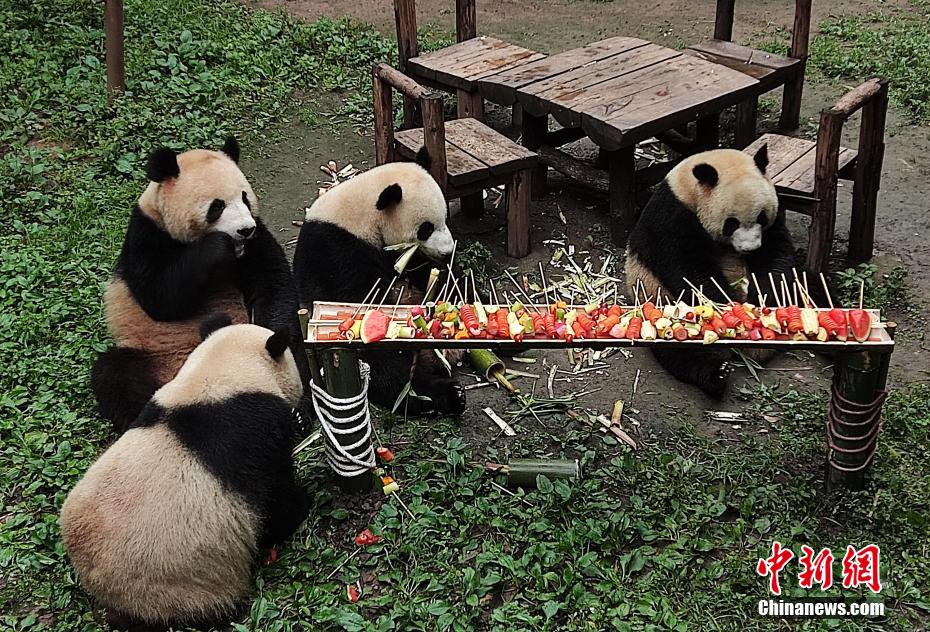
[506,169,531,258]
[826,333,894,491]
[298,309,325,389]
[695,115,720,150]
[105,0,125,96]
[319,348,374,493]
[780,67,805,131]
[457,89,484,121]
[607,146,636,246]
[848,85,888,263]
[461,191,485,217]
[522,112,548,198]
[734,98,759,150]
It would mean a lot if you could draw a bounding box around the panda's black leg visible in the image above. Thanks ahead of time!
[262,482,312,549]
[650,347,733,400]
[91,347,162,434]
[410,350,466,416]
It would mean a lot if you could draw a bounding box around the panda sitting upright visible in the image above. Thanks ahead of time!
[625,146,797,398]
[62,316,310,630]
[292,149,466,415]
[92,138,310,432]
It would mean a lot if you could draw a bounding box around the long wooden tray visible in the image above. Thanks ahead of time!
[303,302,894,352]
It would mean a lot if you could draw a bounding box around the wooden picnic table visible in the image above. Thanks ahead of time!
[475,36,761,242]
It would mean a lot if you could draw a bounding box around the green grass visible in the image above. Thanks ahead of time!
[809,1,930,123]
[3,0,930,630]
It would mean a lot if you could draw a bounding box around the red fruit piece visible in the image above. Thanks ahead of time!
[376,446,395,463]
[346,584,360,602]
[847,309,872,342]
[353,528,382,547]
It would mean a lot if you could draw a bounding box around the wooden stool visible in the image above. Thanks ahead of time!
[373,64,538,258]
[743,78,889,272]
[684,0,812,146]
[393,0,545,128]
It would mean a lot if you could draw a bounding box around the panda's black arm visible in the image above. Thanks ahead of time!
[628,184,732,304]
[235,219,312,386]
[744,211,798,302]
[119,207,238,321]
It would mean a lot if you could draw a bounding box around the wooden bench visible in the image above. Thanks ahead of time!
[373,64,538,258]
[393,0,545,126]
[684,0,812,147]
[744,78,889,272]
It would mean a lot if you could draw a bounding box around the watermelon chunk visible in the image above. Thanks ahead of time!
[360,310,390,343]
[847,309,872,342]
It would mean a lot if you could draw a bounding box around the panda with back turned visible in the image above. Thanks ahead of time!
[91,138,310,432]
[292,149,466,415]
[625,146,798,398]
[62,316,310,630]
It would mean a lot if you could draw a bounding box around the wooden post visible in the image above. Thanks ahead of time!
[827,323,894,491]
[457,88,485,121]
[713,0,735,41]
[105,0,125,95]
[848,79,889,263]
[695,115,720,150]
[780,0,812,130]
[319,348,374,493]
[455,0,477,42]
[522,113,548,198]
[734,98,758,149]
[806,108,843,273]
[421,94,448,191]
[372,69,395,166]
[506,169,531,258]
[607,146,637,246]
[393,0,420,128]
[298,309,325,389]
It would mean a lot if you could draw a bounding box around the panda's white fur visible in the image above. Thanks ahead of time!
[305,161,454,259]
[64,324,306,626]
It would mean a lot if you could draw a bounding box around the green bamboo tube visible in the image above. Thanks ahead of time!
[506,458,582,488]
[297,308,324,389]
[468,349,517,393]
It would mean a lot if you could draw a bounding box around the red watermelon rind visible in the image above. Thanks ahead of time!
[847,309,871,342]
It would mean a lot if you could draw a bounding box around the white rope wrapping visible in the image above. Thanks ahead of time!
[309,361,376,477]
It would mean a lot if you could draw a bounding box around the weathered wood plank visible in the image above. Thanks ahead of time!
[444,118,537,174]
[410,37,539,91]
[456,0,476,42]
[688,39,797,70]
[849,79,888,263]
[506,169,531,257]
[580,55,758,147]
[476,36,647,104]
[394,128,490,188]
[745,134,815,181]
[521,48,686,127]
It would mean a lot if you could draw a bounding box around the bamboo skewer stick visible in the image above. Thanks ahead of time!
[819,272,835,309]
[768,272,782,308]
[751,273,765,307]
[859,279,865,311]
[351,279,382,318]
[375,276,398,311]
[505,270,542,314]
[710,276,733,304]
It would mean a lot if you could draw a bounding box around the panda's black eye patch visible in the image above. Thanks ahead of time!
[417,222,434,242]
[207,199,226,223]
[242,191,251,210]
[723,217,739,237]
[757,211,768,227]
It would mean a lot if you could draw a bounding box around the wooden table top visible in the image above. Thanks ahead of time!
[477,36,760,150]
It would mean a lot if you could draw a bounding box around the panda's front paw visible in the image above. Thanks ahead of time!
[201,232,238,265]
[697,361,732,400]
[432,378,466,415]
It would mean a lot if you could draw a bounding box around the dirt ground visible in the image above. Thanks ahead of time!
[240,0,930,449]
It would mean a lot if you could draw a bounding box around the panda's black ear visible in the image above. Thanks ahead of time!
[146,147,180,182]
[752,143,769,174]
[692,163,719,188]
[200,312,233,341]
[415,146,432,171]
[376,183,403,211]
[221,137,240,163]
[265,328,290,359]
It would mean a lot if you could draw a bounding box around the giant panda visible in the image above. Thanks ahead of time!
[61,316,310,630]
[625,146,797,398]
[292,150,466,415]
[91,138,310,432]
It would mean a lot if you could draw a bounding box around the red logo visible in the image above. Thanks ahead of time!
[756,541,795,596]
[757,543,882,595]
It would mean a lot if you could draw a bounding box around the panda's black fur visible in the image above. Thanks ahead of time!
[294,221,466,415]
[62,319,310,631]
[91,139,310,433]
[292,151,466,415]
[626,147,800,398]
